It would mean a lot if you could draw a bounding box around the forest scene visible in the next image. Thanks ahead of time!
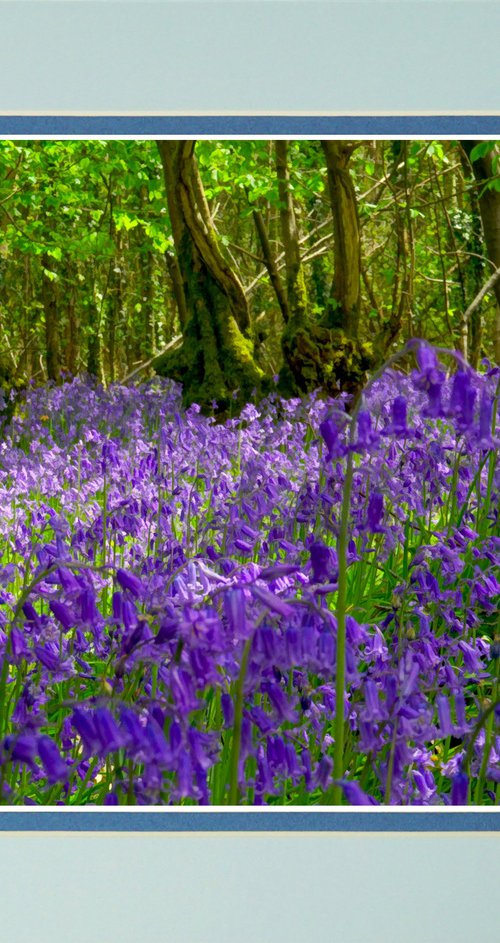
[0,137,499,806]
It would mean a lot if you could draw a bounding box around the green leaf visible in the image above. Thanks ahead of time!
[469,141,497,163]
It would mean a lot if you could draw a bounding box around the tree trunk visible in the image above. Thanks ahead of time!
[461,141,500,363]
[41,256,60,382]
[251,200,290,324]
[164,250,188,330]
[156,140,262,411]
[20,255,35,378]
[457,149,485,369]
[321,141,361,336]
[86,283,102,381]
[139,185,156,361]
[65,262,79,376]
[107,200,128,381]
[387,141,414,348]
[275,141,308,327]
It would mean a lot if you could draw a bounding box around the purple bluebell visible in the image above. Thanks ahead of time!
[310,540,333,581]
[450,770,469,805]
[391,395,408,434]
[116,568,144,598]
[366,493,384,532]
[37,736,68,783]
[49,600,76,632]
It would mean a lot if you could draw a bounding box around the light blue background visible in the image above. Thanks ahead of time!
[0,4,498,939]
[0,831,498,942]
[0,3,499,114]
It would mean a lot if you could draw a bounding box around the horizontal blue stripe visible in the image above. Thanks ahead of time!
[0,116,499,136]
[0,811,498,831]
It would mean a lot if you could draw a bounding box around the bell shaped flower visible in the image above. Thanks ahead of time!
[366,493,384,532]
[450,770,469,805]
[355,410,378,451]
[391,395,408,435]
[49,600,76,632]
[37,735,69,783]
[310,540,335,582]
[116,568,145,598]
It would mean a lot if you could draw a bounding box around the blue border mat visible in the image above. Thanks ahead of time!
[0,812,498,831]
[0,116,499,135]
[0,115,498,834]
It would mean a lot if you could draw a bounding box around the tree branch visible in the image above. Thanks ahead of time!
[463,265,500,327]
[122,335,183,383]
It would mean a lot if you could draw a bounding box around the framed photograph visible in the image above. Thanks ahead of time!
[0,1,499,940]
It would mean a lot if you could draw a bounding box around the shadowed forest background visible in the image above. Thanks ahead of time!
[1,139,499,413]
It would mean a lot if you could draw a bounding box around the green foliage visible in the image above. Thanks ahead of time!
[0,138,499,396]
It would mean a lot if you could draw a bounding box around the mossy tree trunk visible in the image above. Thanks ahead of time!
[156,140,262,411]
[277,141,371,398]
[461,141,500,364]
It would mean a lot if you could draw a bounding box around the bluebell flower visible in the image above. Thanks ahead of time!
[366,493,384,532]
[478,391,493,441]
[316,755,333,790]
[310,540,333,581]
[391,395,408,435]
[319,417,344,460]
[437,695,454,737]
[37,735,68,783]
[116,568,144,598]
[49,600,76,632]
[337,779,379,805]
[450,770,469,805]
[221,693,234,727]
[355,410,378,450]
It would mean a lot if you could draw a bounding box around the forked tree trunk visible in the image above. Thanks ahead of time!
[156,140,262,410]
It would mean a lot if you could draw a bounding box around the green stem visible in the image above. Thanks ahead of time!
[0,639,11,739]
[329,343,416,805]
[384,722,398,804]
[464,698,500,782]
[474,667,499,803]
[330,448,354,805]
[228,636,252,806]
